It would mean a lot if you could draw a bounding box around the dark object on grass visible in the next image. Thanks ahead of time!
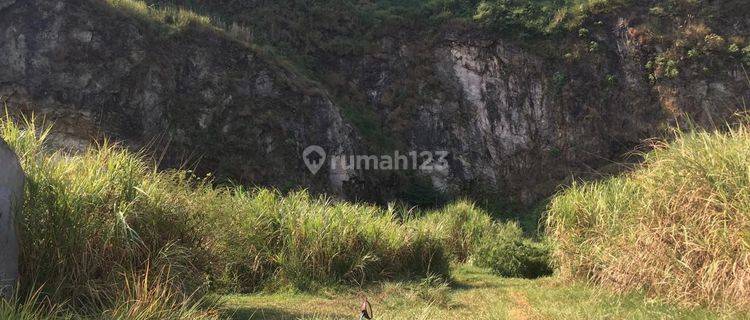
[359,297,372,319]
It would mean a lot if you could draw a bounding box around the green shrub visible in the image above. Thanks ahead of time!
[578,28,589,38]
[412,200,556,279]
[728,43,740,54]
[474,222,553,279]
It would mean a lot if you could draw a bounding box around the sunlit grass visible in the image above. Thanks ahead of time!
[547,118,750,309]
[222,265,730,320]
[2,114,529,317]
[106,0,212,31]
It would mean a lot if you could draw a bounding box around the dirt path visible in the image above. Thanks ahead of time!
[508,291,536,320]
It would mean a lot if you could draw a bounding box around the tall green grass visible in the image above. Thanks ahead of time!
[547,119,750,309]
[0,113,552,317]
[4,114,221,318]
[4,115,541,316]
[106,0,212,31]
[3,114,453,290]
[414,202,553,279]
[413,201,492,262]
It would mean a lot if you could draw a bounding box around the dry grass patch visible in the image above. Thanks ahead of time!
[547,118,750,310]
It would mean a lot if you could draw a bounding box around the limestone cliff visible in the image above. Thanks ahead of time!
[0,0,356,193]
[0,0,747,206]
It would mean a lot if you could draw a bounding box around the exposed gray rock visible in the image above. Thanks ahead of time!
[0,0,356,195]
[0,138,23,300]
[0,0,15,11]
[0,0,746,205]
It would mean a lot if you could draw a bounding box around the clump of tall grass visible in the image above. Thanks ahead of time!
[1,112,557,318]
[105,0,212,32]
[0,289,62,320]
[547,119,750,308]
[1,114,454,315]
[414,201,492,262]
[94,266,219,320]
[4,114,220,317]
[414,201,553,278]
[223,190,451,290]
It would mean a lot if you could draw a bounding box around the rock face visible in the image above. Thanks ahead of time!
[341,29,745,203]
[0,139,23,299]
[0,0,356,193]
[0,0,747,206]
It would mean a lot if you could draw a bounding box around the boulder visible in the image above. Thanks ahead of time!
[0,138,22,299]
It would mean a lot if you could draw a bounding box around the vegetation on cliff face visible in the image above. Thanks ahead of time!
[4,1,746,209]
[99,0,750,207]
[547,118,750,309]
[136,0,750,63]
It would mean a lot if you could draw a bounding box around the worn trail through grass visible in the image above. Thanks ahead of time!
[221,266,735,320]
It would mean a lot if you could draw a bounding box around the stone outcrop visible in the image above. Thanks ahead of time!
[0,0,355,193]
[0,139,23,299]
[0,0,747,206]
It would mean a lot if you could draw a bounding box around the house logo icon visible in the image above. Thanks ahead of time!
[302,145,326,175]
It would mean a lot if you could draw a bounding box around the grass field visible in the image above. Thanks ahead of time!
[219,265,735,320]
